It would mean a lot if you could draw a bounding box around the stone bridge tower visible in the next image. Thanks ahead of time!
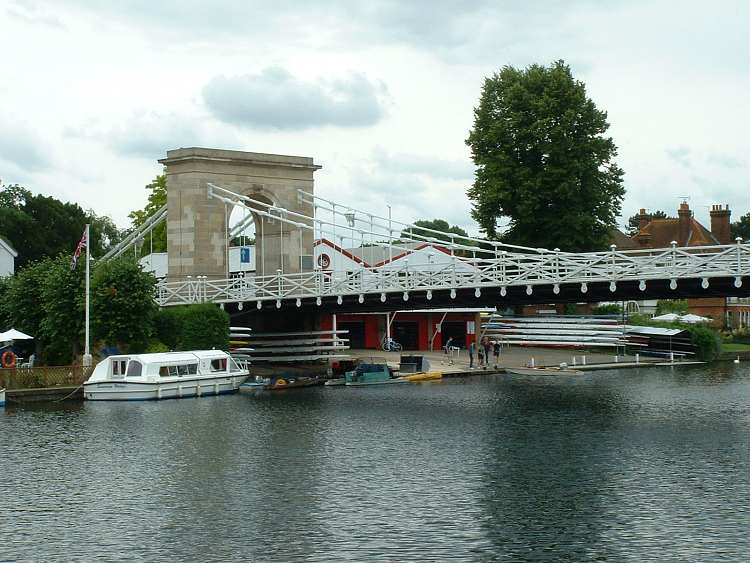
[159,147,320,279]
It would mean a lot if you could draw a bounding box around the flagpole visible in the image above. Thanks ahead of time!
[83,223,92,367]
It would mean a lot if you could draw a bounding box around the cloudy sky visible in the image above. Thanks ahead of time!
[1,0,748,235]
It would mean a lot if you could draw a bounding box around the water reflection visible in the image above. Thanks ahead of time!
[2,364,750,560]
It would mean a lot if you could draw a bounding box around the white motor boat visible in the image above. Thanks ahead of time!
[0,388,5,407]
[84,350,249,401]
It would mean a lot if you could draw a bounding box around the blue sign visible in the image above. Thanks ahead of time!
[240,247,251,263]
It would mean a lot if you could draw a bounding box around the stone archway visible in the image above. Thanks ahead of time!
[159,147,320,279]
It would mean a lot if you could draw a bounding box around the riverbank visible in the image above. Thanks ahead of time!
[2,347,707,403]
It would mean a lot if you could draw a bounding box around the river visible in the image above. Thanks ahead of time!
[2,363,750,561]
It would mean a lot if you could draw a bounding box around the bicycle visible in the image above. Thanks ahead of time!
[381,337,403,352]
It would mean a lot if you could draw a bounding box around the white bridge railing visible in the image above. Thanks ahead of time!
[156,241,750,307]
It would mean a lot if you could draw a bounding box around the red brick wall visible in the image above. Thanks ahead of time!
[687,298,726,328]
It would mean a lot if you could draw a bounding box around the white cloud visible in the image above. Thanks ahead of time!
[2,0,749,233]
[202,68,388,130]
[0,115,53,174]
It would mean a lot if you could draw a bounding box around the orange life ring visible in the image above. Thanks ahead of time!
[1,350,17,368]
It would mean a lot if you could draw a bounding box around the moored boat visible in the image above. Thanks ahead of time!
[345,360,407,386]
[84,350,249,401]
[240,374,323,393]
[505,366,584,376]
[399,372,442,382]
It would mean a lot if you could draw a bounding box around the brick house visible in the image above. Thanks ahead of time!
[629,202,734,327]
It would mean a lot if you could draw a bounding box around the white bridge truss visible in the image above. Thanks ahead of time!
[153,184,750,308]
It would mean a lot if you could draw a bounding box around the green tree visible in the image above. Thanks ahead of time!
[128,174,167,252]
[91,258,158,353]
[627,210,668,235]
[655,299,689,316]
[731,211,750,242]
[38,256,85,364]
[401,219,471,243]
[0,182,123,267]
[466,60,625,251]
[5,259,50,356]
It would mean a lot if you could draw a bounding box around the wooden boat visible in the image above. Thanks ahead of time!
[84,350,249,401]
[240,374,322,393]
[399,372,442,382]
[505,366,584,376]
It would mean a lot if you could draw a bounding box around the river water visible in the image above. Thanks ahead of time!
[2,363,750,561]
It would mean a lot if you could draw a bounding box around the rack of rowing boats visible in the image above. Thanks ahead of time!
[229,326,351,364]
[482,315,633,348]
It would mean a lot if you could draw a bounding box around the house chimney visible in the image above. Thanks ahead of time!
[710,204,731,244]
[638,208,650,231]
[677,201,691,246]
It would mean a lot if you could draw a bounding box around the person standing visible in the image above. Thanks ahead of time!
[493,340,501,368]
[469,340,476,369]
[482,337,492,368]
[444,336,453,354]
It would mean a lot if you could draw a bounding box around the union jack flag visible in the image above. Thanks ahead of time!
[71,228,87,271]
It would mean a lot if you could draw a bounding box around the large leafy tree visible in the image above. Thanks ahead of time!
[0,182,124,267]
[466,60,625,251]
[91,258,158,352]
[39,256,86,364]
[731,212,750,242]
[627,210,668,235]
[401,219,470,243]
[5,259,50,356]
[128,174,167,252]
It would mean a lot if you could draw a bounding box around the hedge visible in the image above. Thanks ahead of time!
[155,304,229,351]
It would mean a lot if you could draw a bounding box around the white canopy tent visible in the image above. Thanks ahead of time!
[651,313,681,322]
[0,329,34,342]
[650,313,711,324]
[679,314,712,324]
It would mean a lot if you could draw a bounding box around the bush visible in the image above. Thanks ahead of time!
[146,340,170,353]
[154,307,184,349]
[686,325,722,361]
[591,303,622,315]
[154,304,229,351]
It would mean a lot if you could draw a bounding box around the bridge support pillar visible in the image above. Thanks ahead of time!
[159,147,320,280]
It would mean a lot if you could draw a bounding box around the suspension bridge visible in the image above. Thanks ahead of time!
[102,148,750,314]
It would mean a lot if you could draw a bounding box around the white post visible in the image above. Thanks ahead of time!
[332,313,337,348]
[582,355,587,365]
[530,357,535,367]
[635,353,640,364]
[82,223,92,367]
[386,312,391,343]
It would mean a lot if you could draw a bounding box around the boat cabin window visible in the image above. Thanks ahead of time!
[112,359,128,376]
[211,358,227,372]
[159,364,198,377]
[126,360,143,377]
